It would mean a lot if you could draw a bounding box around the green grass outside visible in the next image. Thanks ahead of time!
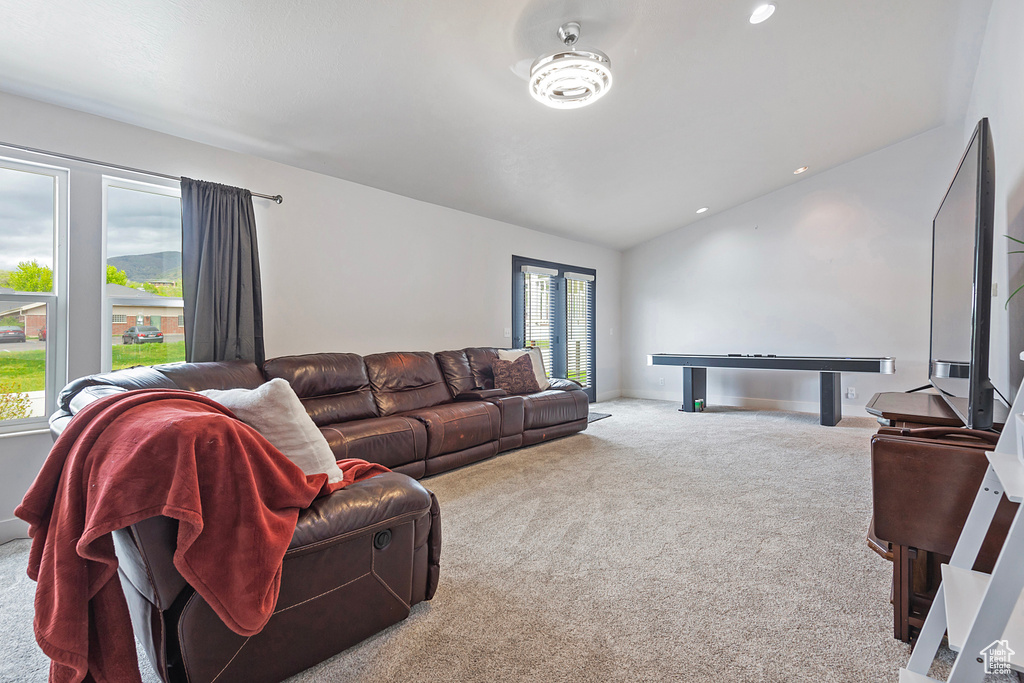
[0,341,187,393]
[0,348,45,392]
[112,340,186,370]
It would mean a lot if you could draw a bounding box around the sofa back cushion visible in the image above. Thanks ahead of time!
[364,352,451,416]
[158,360,265,392]
[263,353,379,426]
[464,347,501,390]
[435,349,475,397]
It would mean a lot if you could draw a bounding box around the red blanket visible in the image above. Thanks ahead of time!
[15,389,389,683]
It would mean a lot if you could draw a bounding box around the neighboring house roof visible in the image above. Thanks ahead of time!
[0,301,46,317]
[106,283,155,298]
[4,285,183,316]
[106,283,183,306]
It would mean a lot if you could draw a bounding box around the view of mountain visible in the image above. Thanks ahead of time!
[107,251,182,282]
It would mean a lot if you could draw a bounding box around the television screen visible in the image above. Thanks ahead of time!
[928,118,996,429]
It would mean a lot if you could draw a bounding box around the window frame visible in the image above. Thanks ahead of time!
[0,155,69,433]
[512,255,597,402]
[100,176,183,373]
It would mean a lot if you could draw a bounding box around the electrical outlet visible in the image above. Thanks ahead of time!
[659,377,665,386]
[846,387,857,399]
[993,282,998,297]
[503,327,511,338]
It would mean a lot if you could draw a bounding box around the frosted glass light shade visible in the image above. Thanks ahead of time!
[529,49,613,109]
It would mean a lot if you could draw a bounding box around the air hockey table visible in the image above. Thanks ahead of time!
[647,354,896,426]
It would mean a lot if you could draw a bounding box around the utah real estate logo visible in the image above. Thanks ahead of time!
[980,639,1015,675]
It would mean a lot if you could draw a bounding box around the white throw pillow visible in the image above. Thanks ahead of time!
[497,348,550,391]
[200,378,345,484]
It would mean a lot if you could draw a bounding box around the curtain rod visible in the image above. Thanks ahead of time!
[0,141,283,204]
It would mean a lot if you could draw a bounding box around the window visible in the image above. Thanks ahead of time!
[103,178,184,371]
[0,158,68,427]
[512,256,596,401]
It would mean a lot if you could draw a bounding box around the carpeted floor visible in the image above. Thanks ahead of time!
[0,398,1010,682]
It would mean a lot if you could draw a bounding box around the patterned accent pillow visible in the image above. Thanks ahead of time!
[492,354,541,395]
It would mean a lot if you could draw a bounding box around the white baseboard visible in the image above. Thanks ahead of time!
[0,517,29,545]
[595,390,621,403]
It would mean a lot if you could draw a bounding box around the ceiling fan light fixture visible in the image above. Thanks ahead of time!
[530,22,613,109]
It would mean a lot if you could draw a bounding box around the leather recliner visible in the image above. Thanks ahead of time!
[50,361,441,683]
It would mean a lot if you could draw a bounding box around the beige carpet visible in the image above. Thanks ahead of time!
[1,399,1012,681]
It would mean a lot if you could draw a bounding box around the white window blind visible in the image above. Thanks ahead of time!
[566,277,594,388]
[522,264,559,277]
[523,271,554,378]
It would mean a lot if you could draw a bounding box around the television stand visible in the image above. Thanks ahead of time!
[865,391,1008,430]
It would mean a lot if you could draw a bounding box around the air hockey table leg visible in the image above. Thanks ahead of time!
[819,371,842,426]
[681,367,707,412]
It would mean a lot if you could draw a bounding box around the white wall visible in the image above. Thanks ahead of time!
[622,125,966,413]
[0,91,622,542]
[965,0,1024,398]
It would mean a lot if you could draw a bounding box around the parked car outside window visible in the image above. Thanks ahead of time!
[0,326,27,343]
[122,325,164,344]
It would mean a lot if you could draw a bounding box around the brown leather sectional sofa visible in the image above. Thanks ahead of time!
[262,348,589,478]
[49,347,589,683]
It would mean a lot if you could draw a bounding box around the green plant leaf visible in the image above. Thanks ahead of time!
[1006,282,1024,309]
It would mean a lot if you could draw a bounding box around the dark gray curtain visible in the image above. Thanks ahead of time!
[180,178,265,366]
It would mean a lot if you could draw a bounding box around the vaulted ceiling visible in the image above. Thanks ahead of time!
[0,0,992,249]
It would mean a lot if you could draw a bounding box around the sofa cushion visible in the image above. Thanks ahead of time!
[492,355,541,395]
[319,416,427,470]
[464,347,500,390]
[364,352,451,416]
[157,360,265,392]
[399,401,501,458]
[201,379,345,483]
[523,389,590,430]
[435,349,475,397]
[264,353,378,426]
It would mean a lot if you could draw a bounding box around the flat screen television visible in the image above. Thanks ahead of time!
[928,117,1001,429]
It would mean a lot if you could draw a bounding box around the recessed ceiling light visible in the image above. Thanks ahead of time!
[696,207,709,214]
[793,166,809,174]
[749,4,776,24]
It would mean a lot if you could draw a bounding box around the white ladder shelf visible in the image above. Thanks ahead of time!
[899,387,1024,682]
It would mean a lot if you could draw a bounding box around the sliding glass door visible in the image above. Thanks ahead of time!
[512,256,596,402]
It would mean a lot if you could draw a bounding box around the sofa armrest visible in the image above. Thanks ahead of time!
[289,472,433,550]
[454,388,508,401]
[547,378,582,391]
[487,394,524,437]
[69,384,129,414]
[50,385,131,441]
